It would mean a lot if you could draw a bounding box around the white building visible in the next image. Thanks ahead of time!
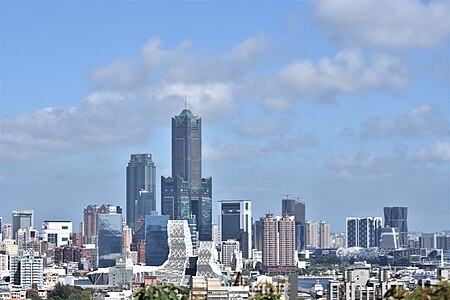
[10,250,44,289]
[40,221,73,247]
[221,239,240,268]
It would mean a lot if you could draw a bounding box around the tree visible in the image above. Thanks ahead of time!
[384,280,450,299]
[133,284,191,300]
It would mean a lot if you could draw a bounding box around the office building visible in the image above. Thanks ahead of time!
[379,227,400,249]
[12,210,34,239]
[282,198,306,251]
[218,200,252,258]
[97,213,123,268]
[10,250,44,288]
[126,153,156,230]
[253,218,264,252]
[306,220,319,248]
[40,221,72,247]
[319,221,331,248]
[346,217,382,248]
[145,214,169,266]
[161,108,212,241]
[420,233,437,250]
[83,204,122,244]
[384,207,408,247]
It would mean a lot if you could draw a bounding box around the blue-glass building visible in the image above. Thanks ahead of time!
[97,213,123,268]
[145,215,169,266]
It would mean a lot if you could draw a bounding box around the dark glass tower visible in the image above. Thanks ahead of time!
[145,214,169,266]
[282,198,306,251]
[384,207,408,247]
[161,108,212,241]
[126,153,156,230]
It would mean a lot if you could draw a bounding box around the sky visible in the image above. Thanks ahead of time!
[1,0,449,233]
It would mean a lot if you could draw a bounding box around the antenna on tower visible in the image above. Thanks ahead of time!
[184,97,189,109]
[280,194,291,200]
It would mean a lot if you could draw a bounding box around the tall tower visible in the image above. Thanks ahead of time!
[384,207,408,247]
[12,210,34,239]
[126,153,156,230]
[218,200,252,258]
[162,108,212,241]
[282,198,306,251]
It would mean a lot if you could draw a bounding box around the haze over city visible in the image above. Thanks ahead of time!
[1,0,449,232]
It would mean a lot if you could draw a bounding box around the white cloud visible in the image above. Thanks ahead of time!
[275,49,409,102]
[360,104,449,138]
[234,119,290,138]
[414,141,450,163]
[315,0,450,49]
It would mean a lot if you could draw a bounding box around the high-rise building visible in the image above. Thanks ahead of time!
[419,233,437,250]
[306,220,319,248]
[262,213,296,273]
[253,218,264,252]
[126,153,156,230]
[12,210,34,239]
[282,198,306,251]
[161,108,212,241]
[10,250,43,288]
[262,213,278,272]
[346,217,382,248]
[319,221,331,248]
[97,213,123,268]
[40,221,73,247]
[384,207,408,247]
[279,214,296,269]
[218,200,252,258]
[83,204,122,244]
[221,239,240,267]
[145,214,169,266]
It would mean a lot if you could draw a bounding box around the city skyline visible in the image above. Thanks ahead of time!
[1,1,449,232]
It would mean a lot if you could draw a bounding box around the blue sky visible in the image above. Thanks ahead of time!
[1,0,449,232]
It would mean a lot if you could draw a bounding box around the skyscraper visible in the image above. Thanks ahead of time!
[83,204,122,244]
[145,214,169,266]
[278,214,296,270]
[384,207,408,247]
[319,221,331,248]
[218,200,252,258]
[12,210,34,239]
[305,220,319,248]
[262,213,278,272]
[97,213,123,268]
[346,217,382,248]
[161,108,212,241]
[282,198,306,251]
[126,153,156,230]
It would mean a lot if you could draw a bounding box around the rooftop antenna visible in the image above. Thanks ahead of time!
[184,97,189,110]
[280,194,291,200]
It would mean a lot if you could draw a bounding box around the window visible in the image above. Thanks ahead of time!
[62,226,68,229]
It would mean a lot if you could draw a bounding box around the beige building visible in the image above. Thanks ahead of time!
[319,221,331,248]
[306,220,319,248]
[279,215,295,269]
[262,213,296,273]
[262,213,279,271]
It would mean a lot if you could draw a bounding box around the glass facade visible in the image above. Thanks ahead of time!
[282,199,306,251]
[384,207,408,247]
[126,153,156,230]
[145,215,169,266]
[12,210,34,239]
[97,214,123,268]
[161,108,213,242]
